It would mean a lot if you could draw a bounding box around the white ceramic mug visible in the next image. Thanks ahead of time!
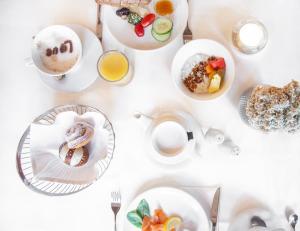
[134,111,203,165]
[151,120,192,156]
[26,25,82,77]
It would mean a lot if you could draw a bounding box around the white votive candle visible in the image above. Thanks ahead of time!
[239,23,264,47]
[232,19,268,54]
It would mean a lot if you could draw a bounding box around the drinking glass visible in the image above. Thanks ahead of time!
[232,19,268,54]
[97,50,133,86]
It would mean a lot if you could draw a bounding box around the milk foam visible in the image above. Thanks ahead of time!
[36,34,79,73]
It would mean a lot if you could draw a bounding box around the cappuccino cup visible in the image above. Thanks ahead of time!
[28,25,82,77]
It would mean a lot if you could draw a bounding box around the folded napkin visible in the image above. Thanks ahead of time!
[30,111,109,185]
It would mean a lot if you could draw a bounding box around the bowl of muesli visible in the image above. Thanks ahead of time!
[171,39,235,100]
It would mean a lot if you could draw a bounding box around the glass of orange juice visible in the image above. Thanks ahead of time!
[97,50,133,85]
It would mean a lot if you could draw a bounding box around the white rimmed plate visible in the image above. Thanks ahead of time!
[123,187,210,231]
[102,0,188,51]
[39,24,102,92]
[172,39,235,101]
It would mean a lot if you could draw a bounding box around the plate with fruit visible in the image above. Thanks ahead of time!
[172,39,235,100]
[123,187,209,231]
[102,0,188,51]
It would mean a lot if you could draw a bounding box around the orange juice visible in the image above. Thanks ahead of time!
[98,51,129,82]
[155,0,174,16]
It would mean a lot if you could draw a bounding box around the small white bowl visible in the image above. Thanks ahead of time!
[171,39,235,100]
[31,25,82,77]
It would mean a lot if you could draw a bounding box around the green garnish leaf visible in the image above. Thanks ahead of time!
[127,210,143,228]
[137,199,150,218]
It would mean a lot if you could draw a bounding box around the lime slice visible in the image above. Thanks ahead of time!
[163,216,182,231]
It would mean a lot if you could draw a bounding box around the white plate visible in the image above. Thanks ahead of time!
[39,24,102,92]
[123,187,210,231]
[172,39,235,101]
[103,0,188,51]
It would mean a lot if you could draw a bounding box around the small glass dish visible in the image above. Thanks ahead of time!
[232,19,268,54]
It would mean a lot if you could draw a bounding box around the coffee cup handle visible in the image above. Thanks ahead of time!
[24,57,34,67]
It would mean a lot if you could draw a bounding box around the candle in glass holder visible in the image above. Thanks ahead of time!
[232,19,268,54]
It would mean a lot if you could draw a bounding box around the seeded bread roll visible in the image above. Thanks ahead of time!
[59,143,89,167]
[65,121,94,149]
[246,80,300,133]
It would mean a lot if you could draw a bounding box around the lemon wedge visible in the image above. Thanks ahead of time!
[208,73,222,93]
[163,216,182,231]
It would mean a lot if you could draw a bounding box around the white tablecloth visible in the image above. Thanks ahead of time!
[1,0,300,230]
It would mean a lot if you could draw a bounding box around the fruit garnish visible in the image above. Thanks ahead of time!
[209,70,217,79]
[217,69,225,78]
[135,23,145,37]
[142,216,151,231]
[208,73,222,93]
[141,13,156,27]
[154,209,168,224]
[205,64,214,74]
[163,216,182,231]
[151,224,164,231]
[208,57,226,70]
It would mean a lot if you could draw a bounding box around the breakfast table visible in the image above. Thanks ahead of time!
[1,0,300,230]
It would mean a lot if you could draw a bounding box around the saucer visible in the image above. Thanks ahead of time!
[38,24,103,92]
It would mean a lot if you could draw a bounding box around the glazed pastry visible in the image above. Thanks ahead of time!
[59,143,89,167]
[65,121,94,149]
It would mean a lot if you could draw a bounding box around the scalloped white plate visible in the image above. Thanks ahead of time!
[123,187,210,231]
[103,0,188,51]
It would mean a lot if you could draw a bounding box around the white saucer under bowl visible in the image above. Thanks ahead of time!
[172,39,235,101]
[39,24,103,92]
[102,0,188,51]
[123,187,210,231]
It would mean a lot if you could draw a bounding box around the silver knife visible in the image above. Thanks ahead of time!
[211,187,221,231]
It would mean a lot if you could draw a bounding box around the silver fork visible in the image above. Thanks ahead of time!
[96,4,102,41]
[183,24,193,44]
[111,191,121,231]
[183,0,192,43]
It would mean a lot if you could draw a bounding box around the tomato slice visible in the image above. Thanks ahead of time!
[141,13,156,27]
[135,23,145,37]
